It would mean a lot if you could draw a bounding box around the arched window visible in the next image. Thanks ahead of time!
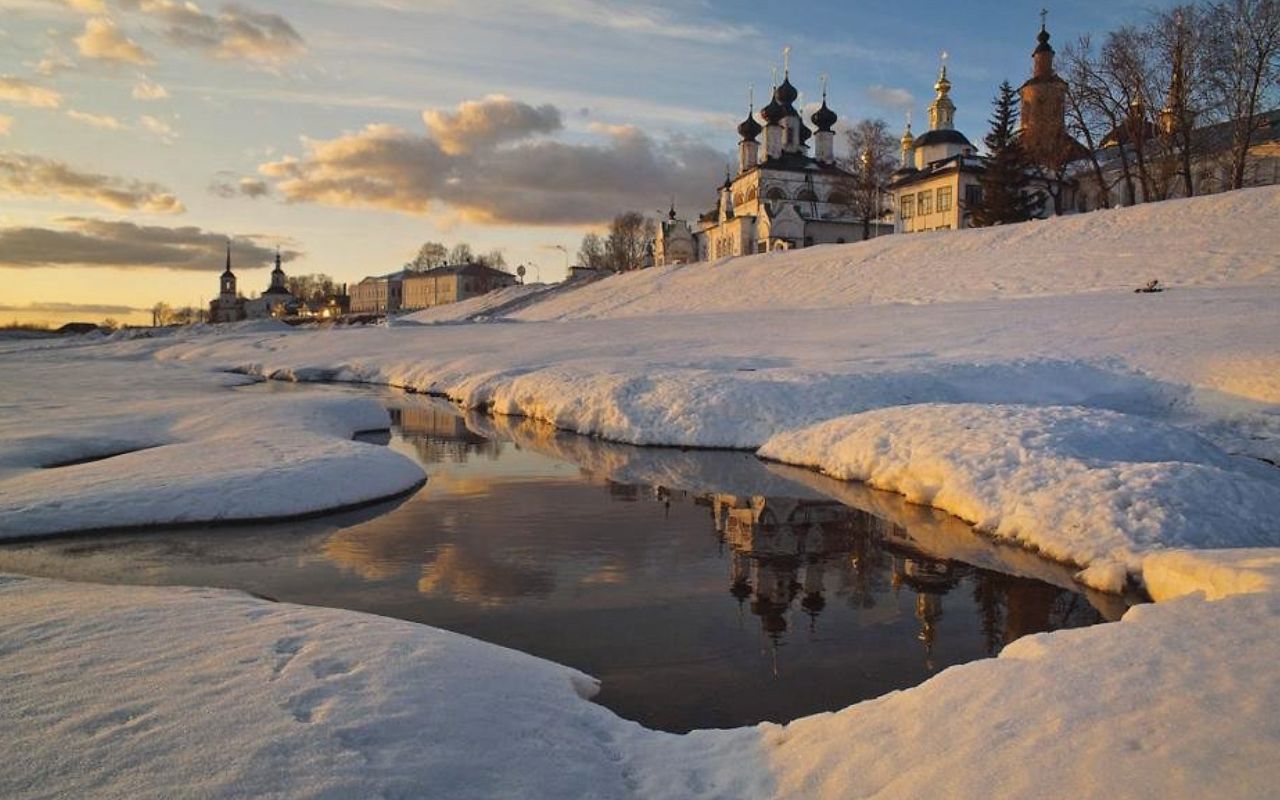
[733,191,745,206]
[746,186,758,201]
[796,189,819,202]
[765,187,786,202]
[827,191,849,206]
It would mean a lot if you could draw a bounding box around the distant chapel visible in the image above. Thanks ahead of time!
[209,242,299,323]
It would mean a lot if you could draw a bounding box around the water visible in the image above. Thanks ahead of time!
[0,387,1131,733]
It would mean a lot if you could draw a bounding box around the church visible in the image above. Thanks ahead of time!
[655,60,873,266]
[209,243,299,323]
[890,19,1088,232]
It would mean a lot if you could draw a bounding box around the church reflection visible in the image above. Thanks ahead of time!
[380,399,1112,671]
[706,492,1104,667]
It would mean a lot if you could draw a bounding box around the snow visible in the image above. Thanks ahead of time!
[2,188,1280,796]
[2,572,1276,799]
[0,345,425,538]
[1143,548,1280,602]
[757,404,1280,592]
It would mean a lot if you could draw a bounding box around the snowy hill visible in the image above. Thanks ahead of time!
[514,186,1280,321]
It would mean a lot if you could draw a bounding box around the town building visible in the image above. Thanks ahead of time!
[655,62,876,266]
[349,270,410,315]
[401,263,519,311]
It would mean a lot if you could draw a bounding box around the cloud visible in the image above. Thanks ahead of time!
[139,114,177,143]
[75,16,155,66]
[423,95,561,156]
[0,153,184,213]
[259,98,726,226]
[866,85,915,111]
[209,172,270,199]
[117,0,305,65]
[132,75,168,100]
[66,109,126,129]
[33,50,77,78]
[63,0,108,12]
[0,115,11,136]
[0,301,145,315]
[0,217,294,270]
[0,76,62,108]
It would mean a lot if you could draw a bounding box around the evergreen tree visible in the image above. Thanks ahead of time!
[970,81,1045,226]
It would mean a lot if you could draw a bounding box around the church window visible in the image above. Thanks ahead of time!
[827,191,849,206]
[734,191,745,205]
[917,191,933,216]
[937,186,953,212]
[765,187,786,201]
[746,186,758,201]
[797,189,818,202]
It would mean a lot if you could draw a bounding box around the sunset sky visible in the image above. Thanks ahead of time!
[1,0,1169,326]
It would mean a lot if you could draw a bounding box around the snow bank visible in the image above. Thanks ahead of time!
[2,572,1276,799]
[759,404,1280,592]
[1143,548,1280,601]
[515,187,1280,321]
[0,347,424,538]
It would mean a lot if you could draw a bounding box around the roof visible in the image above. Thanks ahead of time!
[888,153,986,189]
[407,263,517,280]
[750,150,855,178]
[911,128,974,149]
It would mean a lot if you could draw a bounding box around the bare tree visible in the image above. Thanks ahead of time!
[286,273,338,301]
[408,241,447,271]
[577,232,607,269]
[1204,0,1280,189]
[1061,36,1115,209]
[447,243,474,265]
[839,119,897,239]
[476,249,507,270]
[604,212,655,271]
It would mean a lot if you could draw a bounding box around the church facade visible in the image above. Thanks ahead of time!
[655,69,869,266]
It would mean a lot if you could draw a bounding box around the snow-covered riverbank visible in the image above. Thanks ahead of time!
[2,188,1279,797]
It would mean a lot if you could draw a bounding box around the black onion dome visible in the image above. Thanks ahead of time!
[811,100,837,132]
[775,76,799,104]
[761,96,786,125]
[737,111,763,140]
[799,120,812,144]
[1035,27,1053,54]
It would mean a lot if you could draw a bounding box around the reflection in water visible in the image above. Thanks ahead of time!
[0,389,1128,733]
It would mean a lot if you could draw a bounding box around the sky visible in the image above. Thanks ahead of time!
[0,0,1172,326]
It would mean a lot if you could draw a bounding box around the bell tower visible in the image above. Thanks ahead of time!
[220,240,237,298]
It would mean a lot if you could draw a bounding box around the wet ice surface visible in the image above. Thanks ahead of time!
[0,386,1129,733]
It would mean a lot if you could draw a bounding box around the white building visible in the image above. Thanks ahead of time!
[655,68,872,266]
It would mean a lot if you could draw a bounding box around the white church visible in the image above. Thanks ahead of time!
[655,62,875,267]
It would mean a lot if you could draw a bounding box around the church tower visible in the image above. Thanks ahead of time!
[928,61,956,131]
[219,240,237,299]
[811,78,838,165]
[267,247,288,294]
[737,93,763,173]
[1019,12,1074,169]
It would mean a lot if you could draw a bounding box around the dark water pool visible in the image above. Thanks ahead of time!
[0,387,1131,732]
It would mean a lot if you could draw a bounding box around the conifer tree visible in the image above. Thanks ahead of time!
[970,81,1045,226]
